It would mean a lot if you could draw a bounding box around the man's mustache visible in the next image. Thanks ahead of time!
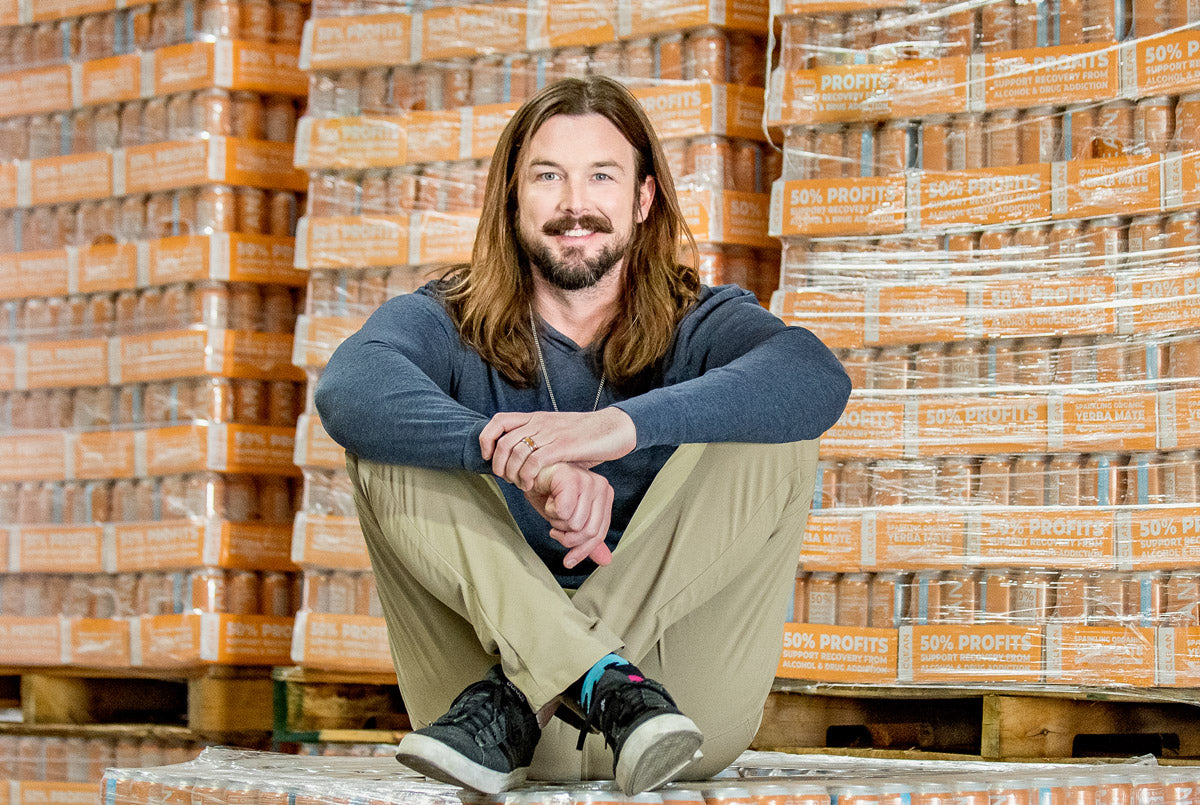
[541,215,614,236]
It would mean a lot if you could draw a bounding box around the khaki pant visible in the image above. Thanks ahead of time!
[346,439,818,782]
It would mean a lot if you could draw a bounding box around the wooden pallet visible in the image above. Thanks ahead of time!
[272,666,410,744]
[0,665,274,741]
[754,682,1200,761]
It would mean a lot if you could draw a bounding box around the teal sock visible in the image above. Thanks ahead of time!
[580,653,627,711]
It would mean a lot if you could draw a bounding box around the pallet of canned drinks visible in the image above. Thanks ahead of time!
[101,746,1200,805]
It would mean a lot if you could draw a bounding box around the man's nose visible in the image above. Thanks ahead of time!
[558,178,590,214]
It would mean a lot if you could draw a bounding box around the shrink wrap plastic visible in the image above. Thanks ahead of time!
[0,0,311,669]
[768,3,1200,687]
[100,747,1191,805]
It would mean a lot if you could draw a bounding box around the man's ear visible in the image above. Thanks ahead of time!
[636,175,656,223]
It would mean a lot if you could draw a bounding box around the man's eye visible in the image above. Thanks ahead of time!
[594,173,612,181]
[538,172,558,181]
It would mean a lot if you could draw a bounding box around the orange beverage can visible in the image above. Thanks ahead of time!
[231,91,265,140]
[814,461,838,510]
[272,1,305,44]
[198,0,240,37]
[793,573,808,622]
[1094,100,1135,157]
[1084,0,1125,42]
[193,88,233,137]
[1165,210,1200,259]
[688,136,733,189]
[1091,571,1131,624]
[810,15,848,66]
[921,115,950,171]
[1170,338,1200,382]
[806,572,838,625]
[1012,570,1056,624]
[938,456,975,503]
[1162,776,1194,805]
[1135,96,1174,155]
[1011,454,1047,505]
[1134,0,1171,37]
[870,572,906,628]
[909,571,941,625]
[139,96,168,145]
[261,570,292,616]
[264,96,297,143]
[938,570,980,624]
[589,42,623,78]
[1048,453,1084,505]
[839,459,870,507]
[232,379,267,425]
[977,455,1013,504]
[1083,216,1124,271]
[268,190,297,236]
[1055,571,1092,622]
[991,785,1033,805]
[686,26,729,82]
[239,0,272,40]
[1020,106,1060,164]
[1174,93,1200,151]
[1164,449,1200,502]
[870,460,906,506]
[1123,452,1165,504]
[914,343,945,390]
[814,125,846,180]
[1127,214,1165,264]
[225,570,259,615]
[236,186,267,234]
[1081,452,1125,505]
[1066,779,1099,805]
[914,784,954,805]
[987,109,1021,168]
[1166,571,1200,626]
[326,570,357,616]
[869,346,911,390]
[836,573,871,627]
[1063,104,1097,159]
[222,474,255,521]
[981,0,1017,52]
[948,113,985,170]
[1015,223,1051,263]
[730,31,765,85]
[1096,778,1135,805]
[197,185,237,233]
[657,33,684,80]
[875,119,909,176]
[981,569,1015,623]
[257,476,292,523]
[188,569,226,613]
[780,18,811,70]
[115,102,142,149]
[732,140,761,192]
[1014,0,1040,48]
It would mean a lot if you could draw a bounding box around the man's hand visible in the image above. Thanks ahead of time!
[480,407,637,491]
[524,463,614,568]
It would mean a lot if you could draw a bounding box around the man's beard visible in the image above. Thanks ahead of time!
[516,213,633,291]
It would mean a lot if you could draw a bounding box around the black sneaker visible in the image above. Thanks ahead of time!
[581,663,704,795]
[395,665,541,793]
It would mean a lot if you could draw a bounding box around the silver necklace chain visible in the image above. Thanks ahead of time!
[529,306,606,413]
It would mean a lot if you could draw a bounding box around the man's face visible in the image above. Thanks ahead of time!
[514,113,656,291]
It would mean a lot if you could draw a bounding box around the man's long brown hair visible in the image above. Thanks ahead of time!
[440,76,700,391]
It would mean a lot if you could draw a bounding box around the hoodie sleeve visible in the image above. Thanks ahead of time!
[314,292,492,473]
[613,286,851,449]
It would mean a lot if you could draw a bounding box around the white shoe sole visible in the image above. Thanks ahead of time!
[614,714,704,795]
[396,733,528,793]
